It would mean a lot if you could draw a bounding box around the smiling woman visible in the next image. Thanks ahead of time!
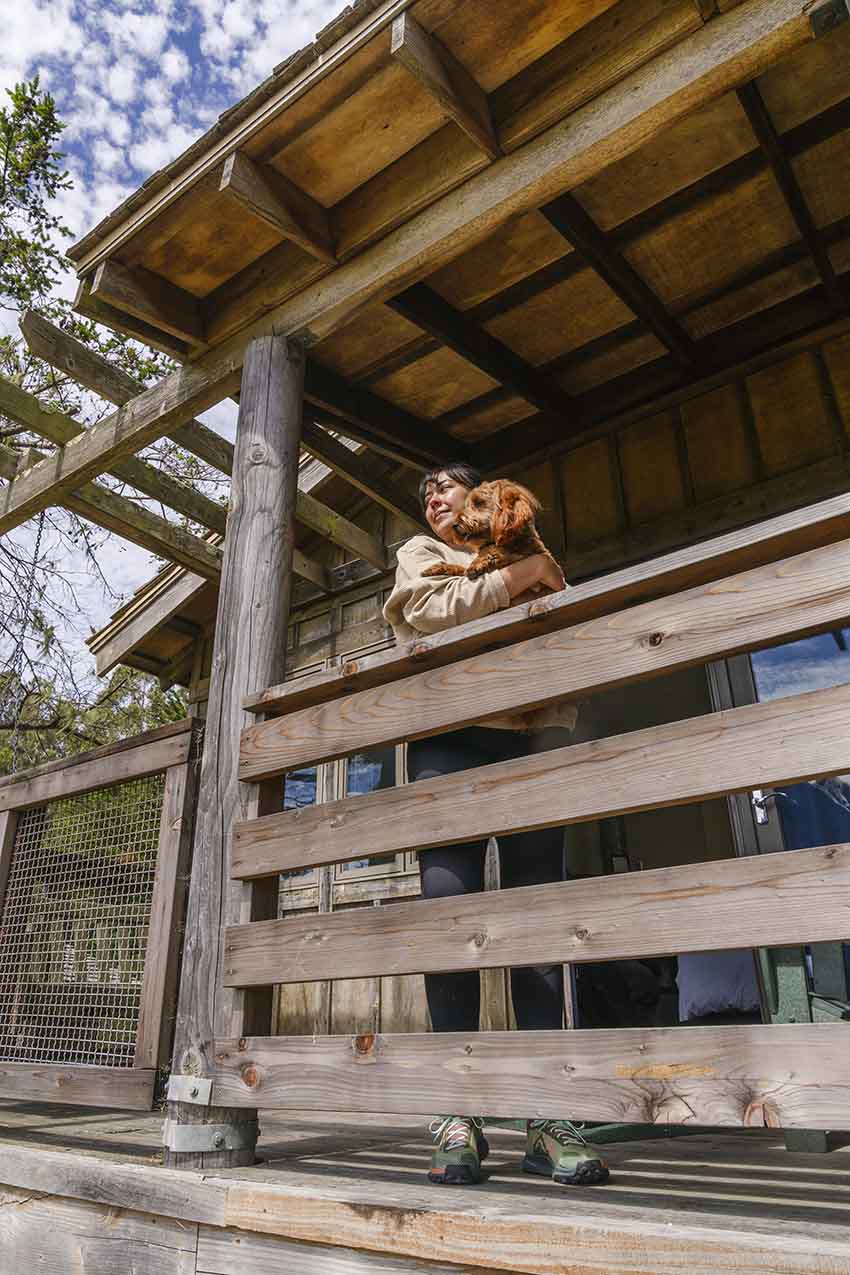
[381,464,605,1189]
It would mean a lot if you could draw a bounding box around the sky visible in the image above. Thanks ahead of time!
[1,0,342,683]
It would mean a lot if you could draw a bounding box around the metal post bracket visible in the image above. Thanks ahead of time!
[166,1074,213,1106]
[162,1118,259,1153]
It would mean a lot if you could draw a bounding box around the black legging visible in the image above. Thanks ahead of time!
[407,726,565,1033]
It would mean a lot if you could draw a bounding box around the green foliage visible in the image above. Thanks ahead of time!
[0,80,202,774]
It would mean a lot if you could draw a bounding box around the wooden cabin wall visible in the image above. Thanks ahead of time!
[182,328,850,1038]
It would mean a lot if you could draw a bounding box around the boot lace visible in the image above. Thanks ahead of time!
[529,1118,588,1146]
[429,1115,484,1151]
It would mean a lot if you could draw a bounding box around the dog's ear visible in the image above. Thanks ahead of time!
[492,481,540,547]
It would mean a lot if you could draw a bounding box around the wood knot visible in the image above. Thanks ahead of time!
[354,1033,376,1056]
[411,642,431,659]
[574,927,589,941]
[472,932,488,948]
[241,1064,260,1088]
[237,1038,248,1051]
[249,445,267,464]
[648,632,664,647]
[342,661,359,677]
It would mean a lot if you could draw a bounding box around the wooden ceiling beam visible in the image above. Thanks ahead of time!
[541,192,699,373]
[390,11,499,161]
[21,309,236,476]
[0,437,224,580]
[295,489,387,569]
[305,360,462,467]
[737,80,847,313]
[300,420,426,530]
[0,376,228,534]
[75,279,191,361]
[219,152,336,264]
[387,281,575,419]
[90,260,205,347]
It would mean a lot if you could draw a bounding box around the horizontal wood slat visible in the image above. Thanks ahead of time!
[244,491,850,717]
[233,683,850,878]
[224,844,850,987]
[240,535,850,779]
[211,1024,850,1126]
[0,719,193,812]
[0,1063,156,1109]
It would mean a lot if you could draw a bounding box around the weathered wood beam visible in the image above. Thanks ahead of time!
[390,11,499,160]
[0,437,223,580]
[168,333,306,1171]
[226,844,850,984]
[295,488,386,569]
[21,309,236,475]
[304,360,458,466]
[387,282,575,419]
[90,259,205,346]
[541,192,699,372]
[219,151,336,264]
[737,79,847,312]
[213,1023,850,1128]
[234,680,850,870]
[0,375,228,534]
[0,345,244,535]
[0,1064,156,1108]
[74,278,191,360]
[239,534,850,777]
[300,420,426,529]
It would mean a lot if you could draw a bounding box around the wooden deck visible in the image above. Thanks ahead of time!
[2,1103,850,1273]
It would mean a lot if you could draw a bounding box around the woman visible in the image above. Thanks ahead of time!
[383,463,609,1188]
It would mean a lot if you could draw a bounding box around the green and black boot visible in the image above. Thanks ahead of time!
[523,1119,609,1186]
[428,1116,489,1185]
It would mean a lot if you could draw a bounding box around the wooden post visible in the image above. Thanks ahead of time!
[164,334,304,1168]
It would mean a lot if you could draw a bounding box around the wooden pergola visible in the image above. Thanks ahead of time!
[2,1,850,1266]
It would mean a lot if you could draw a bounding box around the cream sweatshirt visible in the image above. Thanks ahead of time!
[382,534,578,733]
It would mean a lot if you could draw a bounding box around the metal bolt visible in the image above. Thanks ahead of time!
[212,1132,225,1148]
[190,1086,199,1098]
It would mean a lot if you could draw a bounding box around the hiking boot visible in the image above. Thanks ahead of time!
[523,1119,609,1186]
[428,1116,489,1185]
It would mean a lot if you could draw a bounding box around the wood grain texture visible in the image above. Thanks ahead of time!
[295,488,386,569]
[91,258,205,345]
[0,720,192,812]
[168,333,304,1168]
[299,420,425,530]
[390,11,499,159]
[212,1023,850,1127]
[240,534,850,777]
[135,756,199,1069]
[0,1188,196,1275]
[225,844,850,985]
[219,151,336,263]
[0,1064,156,1108]
[197,1225,510,1275]
[234,683,850,876]
[0,810,18,921]
[244,489,850,716]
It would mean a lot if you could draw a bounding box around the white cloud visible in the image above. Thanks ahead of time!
[161,45,190,82]
[106,58,139,105]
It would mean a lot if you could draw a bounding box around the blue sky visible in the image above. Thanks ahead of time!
[1,0,342,676]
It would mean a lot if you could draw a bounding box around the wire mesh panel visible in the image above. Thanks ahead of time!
[0,774,165,1066]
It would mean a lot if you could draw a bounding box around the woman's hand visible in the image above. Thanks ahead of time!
[500,553,566,600]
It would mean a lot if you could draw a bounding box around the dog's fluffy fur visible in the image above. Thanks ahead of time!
[422,479,557,580]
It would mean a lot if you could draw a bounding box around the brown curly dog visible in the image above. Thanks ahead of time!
[421,478,558,580]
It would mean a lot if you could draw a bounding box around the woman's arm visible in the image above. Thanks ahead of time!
[499,553,565,599]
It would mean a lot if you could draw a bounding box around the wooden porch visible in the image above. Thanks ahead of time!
[3,1103,850,1274]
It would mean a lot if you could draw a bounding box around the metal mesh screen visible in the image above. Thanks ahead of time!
[0,774,165,1066]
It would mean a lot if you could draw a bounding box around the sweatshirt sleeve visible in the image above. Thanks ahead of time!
[383,537,511,636]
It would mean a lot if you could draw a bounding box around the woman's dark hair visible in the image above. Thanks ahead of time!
[418,462,483,511]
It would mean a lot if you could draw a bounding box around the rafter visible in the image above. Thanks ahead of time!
[295,489,386,569]
[90,260,205,347]
[75,279,190,360]
[21,309,235,475]
[0,438,223,580]
[541,192,699,372]
[387,282,575,420]
[300,420,426,530]
[737,80,847,313]
[0,377,228,535]
[390,11,499,160]
[219,152,336,264]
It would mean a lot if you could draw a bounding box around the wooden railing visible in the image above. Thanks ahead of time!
[216,500,850,1129]
[0,720,197,1109]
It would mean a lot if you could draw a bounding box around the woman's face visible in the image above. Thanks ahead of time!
[423,472,471,546]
